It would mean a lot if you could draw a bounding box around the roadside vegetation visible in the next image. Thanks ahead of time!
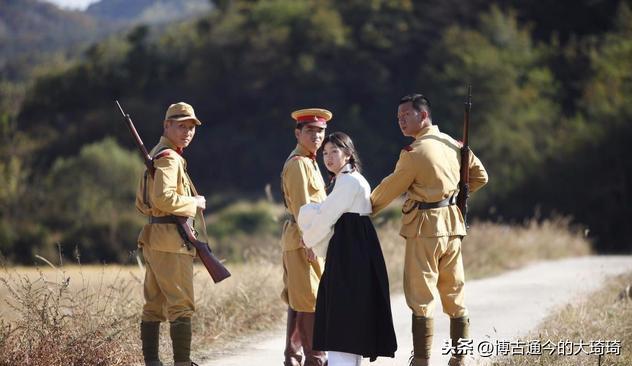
[0,203,592,365]
[490,271,632,366]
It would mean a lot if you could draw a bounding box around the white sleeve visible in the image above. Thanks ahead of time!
[298,175,357,248]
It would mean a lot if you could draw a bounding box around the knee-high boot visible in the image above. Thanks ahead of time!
[284,307,303,366]
[297,312,327,366]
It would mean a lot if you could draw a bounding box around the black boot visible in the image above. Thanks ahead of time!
[170,317,193,366]
[140,321,163,366]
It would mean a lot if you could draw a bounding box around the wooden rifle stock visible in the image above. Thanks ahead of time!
[115,100,231,283]
[173,216,231,283]
[456,85,472,226]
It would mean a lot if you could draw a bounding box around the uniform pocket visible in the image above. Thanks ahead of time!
[308,172,325,191]
[400,209,423,238]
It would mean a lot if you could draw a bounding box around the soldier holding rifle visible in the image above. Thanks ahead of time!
[133,102,207,366]
[371,93,488,366]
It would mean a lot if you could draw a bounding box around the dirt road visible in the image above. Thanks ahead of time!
[201,256,632,365]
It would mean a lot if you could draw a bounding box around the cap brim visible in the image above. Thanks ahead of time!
[299,121,327,128]
[168,116,202,125]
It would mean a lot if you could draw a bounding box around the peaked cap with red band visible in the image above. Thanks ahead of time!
[291,108,333,128]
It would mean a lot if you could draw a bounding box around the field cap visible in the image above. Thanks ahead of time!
[165,102,201,125]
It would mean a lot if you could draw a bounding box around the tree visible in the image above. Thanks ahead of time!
[423,6,561,206]
[44,137,145,262]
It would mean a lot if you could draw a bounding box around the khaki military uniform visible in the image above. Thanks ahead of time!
[371,125,488,318]
[280,143,327,313]
[136,136,198,322]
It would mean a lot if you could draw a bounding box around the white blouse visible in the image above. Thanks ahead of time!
[298,165,372,257]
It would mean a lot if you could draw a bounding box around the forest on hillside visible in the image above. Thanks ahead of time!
[1,0,630,263]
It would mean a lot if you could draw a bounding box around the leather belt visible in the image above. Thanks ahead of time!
[149,215,194,227]
[404,195,457,214]
[417,195,457,209]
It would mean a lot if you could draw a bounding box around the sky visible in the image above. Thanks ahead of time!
[43,0,100,10]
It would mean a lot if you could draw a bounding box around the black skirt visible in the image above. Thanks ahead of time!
[313,212,397,361]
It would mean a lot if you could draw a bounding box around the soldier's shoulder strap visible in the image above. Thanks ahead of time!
[153,146,174,160]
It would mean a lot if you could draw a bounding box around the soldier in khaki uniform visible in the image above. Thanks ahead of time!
[135,102,206,366]
[371,94,488,366]
[280,108,331,366]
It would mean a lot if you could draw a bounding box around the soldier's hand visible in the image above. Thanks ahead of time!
[194,195,206,209]
[301,240,317,263]
[305,247,317,263]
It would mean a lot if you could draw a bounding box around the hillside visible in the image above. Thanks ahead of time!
[0,0,108,64]
[0,0,213,82]
[1,0,631,263]
[85,0,212,24]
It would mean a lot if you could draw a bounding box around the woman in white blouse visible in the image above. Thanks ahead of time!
[298,132,397,366]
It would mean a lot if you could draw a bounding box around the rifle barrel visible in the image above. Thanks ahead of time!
[457,85,472,226]
[115,101,152,168]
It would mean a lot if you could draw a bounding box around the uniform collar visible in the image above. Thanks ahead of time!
[294,143,317,160]
[160,136,184,155]
[414,125,439,140]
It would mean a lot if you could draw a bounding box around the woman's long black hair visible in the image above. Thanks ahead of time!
[322,132,362,188]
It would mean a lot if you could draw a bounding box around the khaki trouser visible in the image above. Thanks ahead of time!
[281,248,324,312]
[404,235,467,318]
[141,247,195,322]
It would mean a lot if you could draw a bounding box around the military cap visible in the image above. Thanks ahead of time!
[291,108,333,128]
[165,102,201,125]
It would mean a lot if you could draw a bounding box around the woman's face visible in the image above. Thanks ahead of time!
[323,141,350,174]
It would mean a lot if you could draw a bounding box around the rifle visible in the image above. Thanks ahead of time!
[456,85,472,227]
[116,100,231,283]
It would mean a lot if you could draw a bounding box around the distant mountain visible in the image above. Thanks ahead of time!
[85,0,212,24]
[0,0,213,82]
[0,0,109,63]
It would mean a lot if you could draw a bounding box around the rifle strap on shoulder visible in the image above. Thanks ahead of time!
[143,146,173,208]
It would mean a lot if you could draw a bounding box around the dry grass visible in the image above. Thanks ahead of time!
[0,264,143,365]
[488,271,632,366]
[463,216,592,279]
[0,260,285,365]
[377,215,592,291]
[0,216,592,365]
